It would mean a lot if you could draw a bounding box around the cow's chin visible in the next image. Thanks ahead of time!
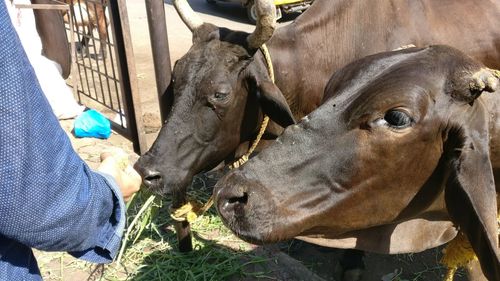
[143,182,170,197]
[220,215,296,245]
[218,207,273,244]
[224,222,272,245]
[155,172,195,200]
[144,178,192,203]
[218,200,306,245]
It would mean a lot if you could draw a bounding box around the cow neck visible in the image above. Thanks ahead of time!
[230,44,274,170]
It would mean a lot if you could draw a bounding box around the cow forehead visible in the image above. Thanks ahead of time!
[324,50,482,123]
[344,75,438,119]
[171,41,251,98]
[326,46,483,106]
[174,40,249,75]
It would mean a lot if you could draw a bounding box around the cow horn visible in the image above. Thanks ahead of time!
[172,0,204,32]
[470,68,499,93]
[246,0,277,50]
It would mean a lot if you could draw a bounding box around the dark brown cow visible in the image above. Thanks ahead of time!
[215,45,500,280]
[135,0,500,201]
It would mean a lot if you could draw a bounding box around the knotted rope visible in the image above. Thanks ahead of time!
[229,44,273,169]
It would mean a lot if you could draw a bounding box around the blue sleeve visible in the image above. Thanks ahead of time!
[0,1,125,264]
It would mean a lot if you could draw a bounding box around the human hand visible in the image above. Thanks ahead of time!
[98,149,141,202]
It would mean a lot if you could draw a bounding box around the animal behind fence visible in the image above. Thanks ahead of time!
[63,0,108,60]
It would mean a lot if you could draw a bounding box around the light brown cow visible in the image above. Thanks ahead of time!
[215,45,500,280]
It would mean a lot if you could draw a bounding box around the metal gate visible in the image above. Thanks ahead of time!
[66,0,146,153]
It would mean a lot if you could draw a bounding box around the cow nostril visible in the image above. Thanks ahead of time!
[144,174,162,182]
[222,191,249,218]
[142,171,163,187]
[228,192,248,205]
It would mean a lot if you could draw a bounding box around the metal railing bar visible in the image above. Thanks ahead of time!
[81,0,108,106]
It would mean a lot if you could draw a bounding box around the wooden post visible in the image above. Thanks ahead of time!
[145,0,173,122]
[145,0,192,252]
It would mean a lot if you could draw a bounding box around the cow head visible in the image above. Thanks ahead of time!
[134,0,294,197]
[215,45,500,279]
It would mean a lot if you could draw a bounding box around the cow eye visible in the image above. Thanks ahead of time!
[212,91,230,102]
[383,110,413,128]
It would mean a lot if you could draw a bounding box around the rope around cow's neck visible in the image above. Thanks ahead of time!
[170,44,274,222]
[229,44,273,169]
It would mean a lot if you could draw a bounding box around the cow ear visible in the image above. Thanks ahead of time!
[444,114,500,280]
[161,78,175,118]
[251,79,295,128]
[192,23,220,43]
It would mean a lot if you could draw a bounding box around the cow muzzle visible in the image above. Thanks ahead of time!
[215,171,277,243]
[216,183,249,219]
[133,159,164,192]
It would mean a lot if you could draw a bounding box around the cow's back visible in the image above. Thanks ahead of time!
[268,0,500,119]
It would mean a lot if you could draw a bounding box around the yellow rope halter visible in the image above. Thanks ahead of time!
[170,44,275,222]
[229,44,273,169]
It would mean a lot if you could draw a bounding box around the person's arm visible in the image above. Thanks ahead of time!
[0,1,135,263]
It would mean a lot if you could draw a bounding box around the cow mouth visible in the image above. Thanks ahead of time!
[228,226,272,245]
[217,207,275,244]
[219,210,297,245]
[140,172,187,198]
[133,161,194,197]
[144,182,170,197]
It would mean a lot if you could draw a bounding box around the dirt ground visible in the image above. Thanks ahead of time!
[35,1,474,280]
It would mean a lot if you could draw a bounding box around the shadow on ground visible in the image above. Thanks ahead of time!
[127,232,325,281]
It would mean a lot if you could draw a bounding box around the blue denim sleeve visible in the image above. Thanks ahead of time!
[0,1,125,264]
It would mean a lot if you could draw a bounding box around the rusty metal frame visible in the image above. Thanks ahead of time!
[145,0,172,122]
[108,0,147,153]
[16,0,147,154]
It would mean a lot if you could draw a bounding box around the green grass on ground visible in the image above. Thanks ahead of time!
[36,175,269,281]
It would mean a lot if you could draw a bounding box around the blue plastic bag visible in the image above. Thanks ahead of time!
[73,109,111,139]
